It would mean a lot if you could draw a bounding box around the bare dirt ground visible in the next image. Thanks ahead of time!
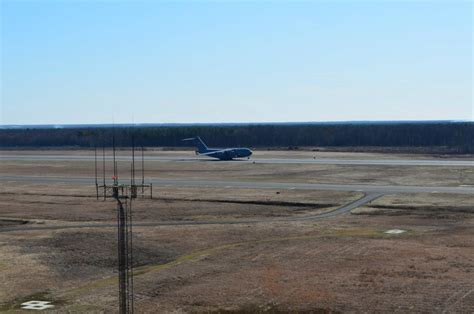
[0,183,358,223]
[0,151,473,313]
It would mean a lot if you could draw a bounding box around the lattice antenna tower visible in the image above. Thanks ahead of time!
[94,129,152,314]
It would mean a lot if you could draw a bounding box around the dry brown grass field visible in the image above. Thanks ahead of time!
[0,150,473,313]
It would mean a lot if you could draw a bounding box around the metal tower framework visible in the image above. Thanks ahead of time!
[95,144,153,201]
[94,134,152,314]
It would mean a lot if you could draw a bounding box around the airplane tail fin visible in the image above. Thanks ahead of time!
[182,136,208,153]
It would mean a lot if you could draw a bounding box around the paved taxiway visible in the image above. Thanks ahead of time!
[1,154,473,167]
[1,176,473,194]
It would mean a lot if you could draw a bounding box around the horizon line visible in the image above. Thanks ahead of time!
[1,119,472,129]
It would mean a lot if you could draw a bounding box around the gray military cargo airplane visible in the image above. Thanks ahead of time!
[183,136,253,160]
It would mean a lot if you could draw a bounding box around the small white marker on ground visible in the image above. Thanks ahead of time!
[385,229,406,234]
[21,301,54,311]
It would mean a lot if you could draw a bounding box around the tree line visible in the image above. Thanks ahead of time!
[1,122,473,153]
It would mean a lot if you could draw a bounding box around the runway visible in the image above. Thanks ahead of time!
[1,175,473,194]
[1,154,473,167]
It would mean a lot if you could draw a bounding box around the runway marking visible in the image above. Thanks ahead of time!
[384,229,406,234]
[21,301,54,310]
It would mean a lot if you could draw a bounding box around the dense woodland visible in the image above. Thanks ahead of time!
[1,122,473,153]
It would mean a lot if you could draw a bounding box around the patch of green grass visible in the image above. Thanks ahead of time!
[0,261,8,270]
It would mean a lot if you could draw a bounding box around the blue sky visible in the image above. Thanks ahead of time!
[1,0,472,124]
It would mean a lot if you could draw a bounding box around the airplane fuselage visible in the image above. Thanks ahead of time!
[198,148,253,160]
[184,136,253,160]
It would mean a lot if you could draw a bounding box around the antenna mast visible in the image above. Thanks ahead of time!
[94,128,152,314]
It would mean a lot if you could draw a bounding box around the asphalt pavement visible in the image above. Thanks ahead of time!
[1,154,473,167]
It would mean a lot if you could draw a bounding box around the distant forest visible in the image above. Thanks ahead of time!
[1,122,473,153]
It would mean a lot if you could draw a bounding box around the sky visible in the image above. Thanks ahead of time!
[1,0,472,125]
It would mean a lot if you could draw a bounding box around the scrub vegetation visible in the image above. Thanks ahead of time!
[1,121,473,153]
